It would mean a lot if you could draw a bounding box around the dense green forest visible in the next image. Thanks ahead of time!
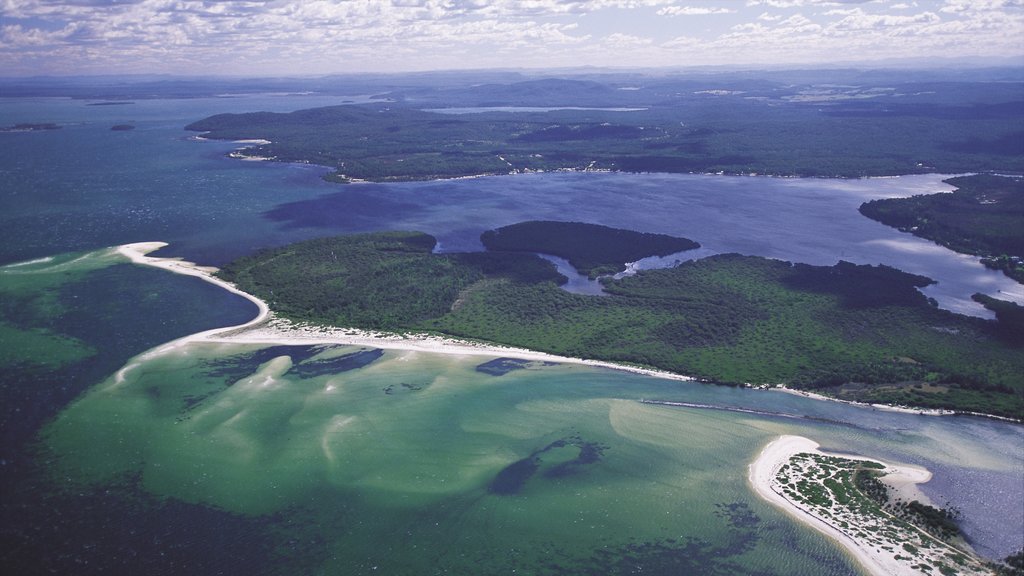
[480,221,699,277]
[860,174,1024,282]
[219,228,1024,419]
[186,76,1024,181]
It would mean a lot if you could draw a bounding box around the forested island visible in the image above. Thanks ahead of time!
[218,223,1024,419]
[860,174,1024,283]
[480,221,700,277]
[185,74,1023,181]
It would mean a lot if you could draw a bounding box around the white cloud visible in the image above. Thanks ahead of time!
[657,5,735,16]
[603,32,653,47]
[0,0,1022,74]
[826,7,941,31]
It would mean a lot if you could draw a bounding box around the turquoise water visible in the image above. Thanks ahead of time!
[1,94,1022,574]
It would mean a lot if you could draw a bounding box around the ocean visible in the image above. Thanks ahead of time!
[1,94,1021,574]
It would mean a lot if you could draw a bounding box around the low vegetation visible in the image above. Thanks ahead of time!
[778,453,992,575]
[218,224,1024,419]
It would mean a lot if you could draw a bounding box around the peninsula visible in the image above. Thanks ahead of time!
[215,223,1024,419]
[860,174,1024,284]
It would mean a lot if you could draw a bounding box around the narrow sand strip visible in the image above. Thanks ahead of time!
[773,386,956,417]
[749,435,989,576]
[115,242,693,382]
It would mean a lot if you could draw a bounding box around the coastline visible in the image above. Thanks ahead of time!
[749,435,990,576]
[772,385,1022,424]
[115,242,1022,422]
[772,385,957,417]
[114,242,694,382]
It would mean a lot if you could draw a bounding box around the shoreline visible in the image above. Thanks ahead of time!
[114,242,1021,422]
[748,435,988,576]
[772,385,1022,424]
[199,132,964,183]
[772,385,957,417]
[114,242,694,383]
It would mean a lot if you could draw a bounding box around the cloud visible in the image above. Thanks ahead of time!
[603,32,653,47]
[825,7,942,31]
[0,0,1022,74]
[745,0,874,6]
[657,5,736,16]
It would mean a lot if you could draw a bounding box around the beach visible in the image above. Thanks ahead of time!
[115,242,694,382]
[749,435,992,576]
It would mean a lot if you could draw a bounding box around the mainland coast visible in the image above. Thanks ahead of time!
[115,242,693,382]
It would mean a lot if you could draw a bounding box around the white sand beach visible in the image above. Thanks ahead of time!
[115,242,694,382]
[772,385,956,417]
[749,435,991,576]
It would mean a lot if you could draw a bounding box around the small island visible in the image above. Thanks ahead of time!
[750,436,997,576]
[217,222,1024,419]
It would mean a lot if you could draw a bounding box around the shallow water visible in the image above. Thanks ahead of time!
[38,326,1024,571]
[1,93,1022,574]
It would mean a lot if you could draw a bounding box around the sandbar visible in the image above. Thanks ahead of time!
[749,435,990,576]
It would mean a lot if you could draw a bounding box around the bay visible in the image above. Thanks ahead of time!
[1,93,1021,574]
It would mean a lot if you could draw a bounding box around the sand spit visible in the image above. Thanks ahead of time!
[750,435,992,576]
[773,386,957,417]
[114,242,694,382]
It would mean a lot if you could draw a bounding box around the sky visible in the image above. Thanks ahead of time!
[1,0,1023,76]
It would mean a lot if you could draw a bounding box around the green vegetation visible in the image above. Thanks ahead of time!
[972,294,1024,343]
[219,227,1024,418]
[480,221,699,277]
[997,549,1024,576]
[779,453,992,576]
[186,87,1024,181]
[860,174,1024,283]
[218,231,563,328]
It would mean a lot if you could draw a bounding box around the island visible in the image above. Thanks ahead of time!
[750,436,999,576]
[216,222,1024,419]
[481,220,700,277]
